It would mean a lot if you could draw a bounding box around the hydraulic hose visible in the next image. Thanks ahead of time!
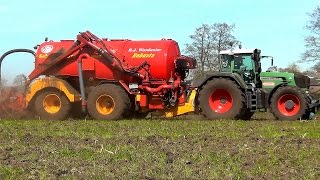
[77,54,89,112]
[0,49,35,85]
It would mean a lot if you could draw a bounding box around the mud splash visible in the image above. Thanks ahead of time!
[0,86,30,119]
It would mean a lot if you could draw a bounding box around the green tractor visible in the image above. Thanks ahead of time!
[196,48,319,120]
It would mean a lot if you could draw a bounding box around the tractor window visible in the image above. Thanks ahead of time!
[234,55,243,69]
[220,55,232,71]
[242,55,253,70]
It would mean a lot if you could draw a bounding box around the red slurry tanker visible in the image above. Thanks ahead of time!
[0,31,197,120]
[0,31,318,120]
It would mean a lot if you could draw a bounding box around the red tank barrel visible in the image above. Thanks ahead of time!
[33,36,182,82]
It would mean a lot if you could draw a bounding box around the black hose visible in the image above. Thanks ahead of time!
[78,59,86,112]
[0,49,35,85]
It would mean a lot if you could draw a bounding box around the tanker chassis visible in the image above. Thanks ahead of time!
[0,31,318,120]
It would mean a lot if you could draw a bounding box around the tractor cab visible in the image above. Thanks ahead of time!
[219,48,262,87]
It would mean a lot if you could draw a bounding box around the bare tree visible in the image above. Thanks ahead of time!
[185,23,239,79]
[12,74,27,92]
[278,63,302,74]
[302,6,320,62]
[13,74,27,86]
[312,60,320,72]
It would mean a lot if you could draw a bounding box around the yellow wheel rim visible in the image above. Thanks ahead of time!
[96,95,115,115]
[43,94,61,114]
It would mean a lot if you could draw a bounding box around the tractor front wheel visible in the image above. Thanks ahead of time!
[198,78,244,119]
[34,89,71,120]
[270,86,307,120]
[87,84,130,120]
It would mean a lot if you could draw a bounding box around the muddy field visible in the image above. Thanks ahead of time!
[0,114,319,179]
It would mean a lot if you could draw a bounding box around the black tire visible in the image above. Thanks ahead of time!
[124,97,149,119]
[34,89,71,120]
[132,112,149,119]
[237,108,255,120]
[270,86,307,120]
[302,110,316,120]
[198,78,244,119]
[87,84,130,120]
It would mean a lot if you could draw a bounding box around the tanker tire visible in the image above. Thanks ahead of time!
[87,84,130,120]
[198,78,244,119]
[34,89,71,120]
[270,86,307,120]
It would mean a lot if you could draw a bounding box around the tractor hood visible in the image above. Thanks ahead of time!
[260,72,310,89]
[260,72,295,80]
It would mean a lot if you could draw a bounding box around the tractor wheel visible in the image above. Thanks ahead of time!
[87,84,130,120]
[198,78,244,119]
[270,86,307,120]
[34,89,71,120]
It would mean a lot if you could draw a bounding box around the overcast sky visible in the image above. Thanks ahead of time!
[0,0,319,81]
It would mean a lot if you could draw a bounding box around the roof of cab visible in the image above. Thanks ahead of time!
[219,48,257,55]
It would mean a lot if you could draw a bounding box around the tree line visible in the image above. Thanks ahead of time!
[184,5,320,78]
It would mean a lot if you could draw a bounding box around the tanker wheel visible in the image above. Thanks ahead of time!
[87,84,130,120]
[270,86,307,120]
[198,78,244,119]
[34,89,71,120]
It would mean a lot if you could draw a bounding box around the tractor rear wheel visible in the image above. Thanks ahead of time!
[198,78,244,119]
[34,89,71,120]
[270,86,307,120]
[87,84,130,120]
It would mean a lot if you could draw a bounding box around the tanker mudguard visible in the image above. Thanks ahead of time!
[25,77,81,106]
[197,72,247,89]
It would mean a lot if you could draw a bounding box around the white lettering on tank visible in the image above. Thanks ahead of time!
[128,48,162,52]
[128,48,137,52]
[138,48,162,52]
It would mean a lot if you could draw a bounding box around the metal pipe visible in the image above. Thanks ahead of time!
[139,76,182,93]
[0,49,35,86]
[140,84,173,93]
[78,53,89,112]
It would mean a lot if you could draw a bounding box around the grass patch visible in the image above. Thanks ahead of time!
[0,118,319,179]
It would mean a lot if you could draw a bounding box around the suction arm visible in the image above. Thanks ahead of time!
[0,49,35,86]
